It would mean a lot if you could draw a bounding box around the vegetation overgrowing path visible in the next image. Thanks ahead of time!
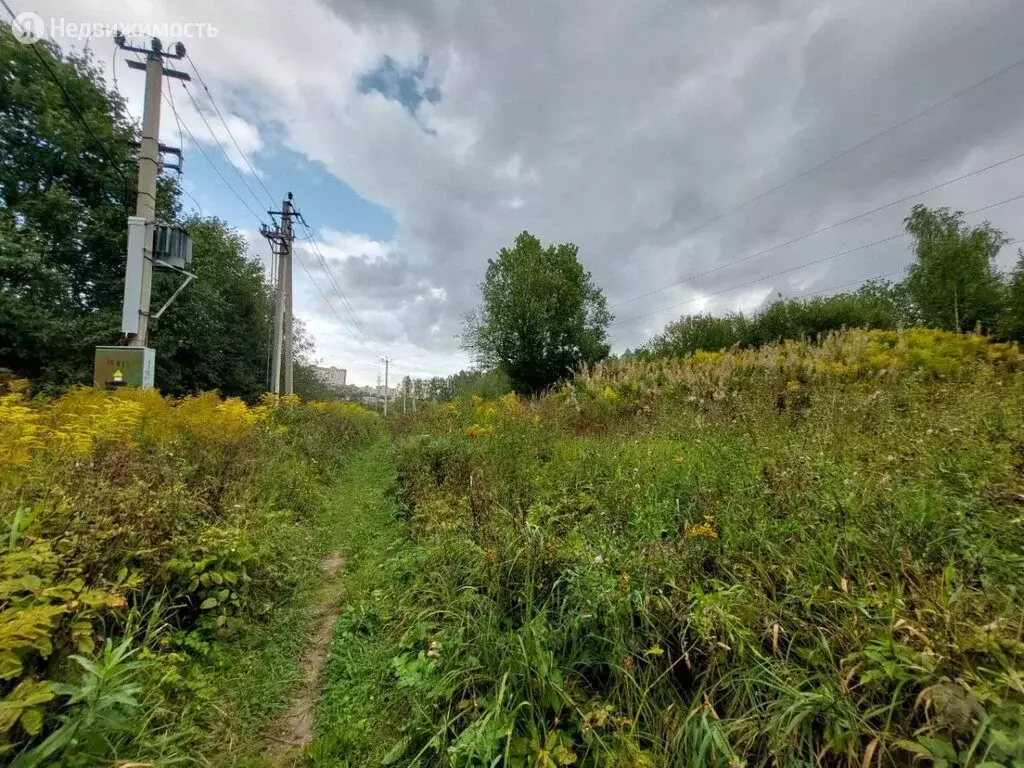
[262,440,399,766]
[265,551,345,757]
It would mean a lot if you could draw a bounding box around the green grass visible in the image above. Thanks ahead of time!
[308,441,418,766]
[129,440,389,767]
[308,332,1024,767]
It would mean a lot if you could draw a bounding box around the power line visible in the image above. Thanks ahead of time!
[291,248,382,363]
[2,2,132,194]
[179,81,269,215]
[302,232,383,356]
[184,52,276,208]
[611,147,1024,309]
[799,271,905,299]
[164,81,268,227]
[608,50,1024,280]
[292,216,384,356]
[761,236,1021,308]
[293,247,363,340]
[611,234,906,328]
[611,191,1024,330]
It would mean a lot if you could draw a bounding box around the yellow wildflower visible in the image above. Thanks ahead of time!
[687,514,718,540]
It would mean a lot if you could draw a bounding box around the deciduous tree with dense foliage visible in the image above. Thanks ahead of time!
[463,231,611,394]
[0,27,137,387]
[904,204,1006,333]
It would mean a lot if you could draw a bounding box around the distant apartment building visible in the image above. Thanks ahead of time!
[315,366,347,388]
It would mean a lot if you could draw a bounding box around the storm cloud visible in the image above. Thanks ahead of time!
[33,0,1024,379]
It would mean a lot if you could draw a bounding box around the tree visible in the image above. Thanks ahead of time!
[903,204,1006,333]
[646,312,747,359]
[150,217,274,401]
[462,231,611,394]
[0,26,137,387]
[1002,250,1024,342]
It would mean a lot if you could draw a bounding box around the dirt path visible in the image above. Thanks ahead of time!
[265,552,346,762]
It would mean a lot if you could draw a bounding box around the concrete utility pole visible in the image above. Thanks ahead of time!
[95,36,193,390]
[262,193,295,395]
[381,356,391,416]
[283,197,294,396]
[119,37,190,348]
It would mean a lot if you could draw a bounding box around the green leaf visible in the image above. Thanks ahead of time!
[18,575,42,592]
[0,652,23,681]
[381,737,410,765]
[199,597,218,610]
[918,737,957,762]
[19,708,42,736]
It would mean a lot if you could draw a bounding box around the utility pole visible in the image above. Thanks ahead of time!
[403,375,409,414]
[282,197,294,395]
[262,193,295,396]
[95,36,193,390]
[120,37,189,348]
[380,356,391,416]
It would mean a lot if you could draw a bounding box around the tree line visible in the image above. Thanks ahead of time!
[457,206,1022,394]
[640,204,1022,360]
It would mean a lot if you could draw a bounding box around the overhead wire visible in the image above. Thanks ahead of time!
[610,191,1024,330]
[160,71,379,369]
[607,49,1024,280]
[798,271,905,300]
[612,147,1024,308]
[291,215,385,356]
[8,15,368,382]
[291,248,383,363]
[746,235,1022,311]
[179,81,270,215]
[164,80,268,227]
[185,52,276,208]
[1,1,133,204]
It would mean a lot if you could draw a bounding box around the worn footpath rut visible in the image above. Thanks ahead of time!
[266,552,345,759]
[258,440,392,766]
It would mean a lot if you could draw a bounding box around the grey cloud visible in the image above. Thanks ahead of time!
[296,0,1024,358]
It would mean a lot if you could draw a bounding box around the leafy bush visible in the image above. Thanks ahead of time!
[644,282,914,360]
[0,383,379,760]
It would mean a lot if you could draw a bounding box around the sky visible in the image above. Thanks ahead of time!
[12,0,1024,385]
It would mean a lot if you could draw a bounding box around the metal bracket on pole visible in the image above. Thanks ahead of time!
[151,262,197,320]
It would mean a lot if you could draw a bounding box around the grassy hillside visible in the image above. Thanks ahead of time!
[322,329,1024,767]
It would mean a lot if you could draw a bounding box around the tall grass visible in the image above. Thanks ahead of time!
[0,384,380,763]
[322,329,1024,767]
